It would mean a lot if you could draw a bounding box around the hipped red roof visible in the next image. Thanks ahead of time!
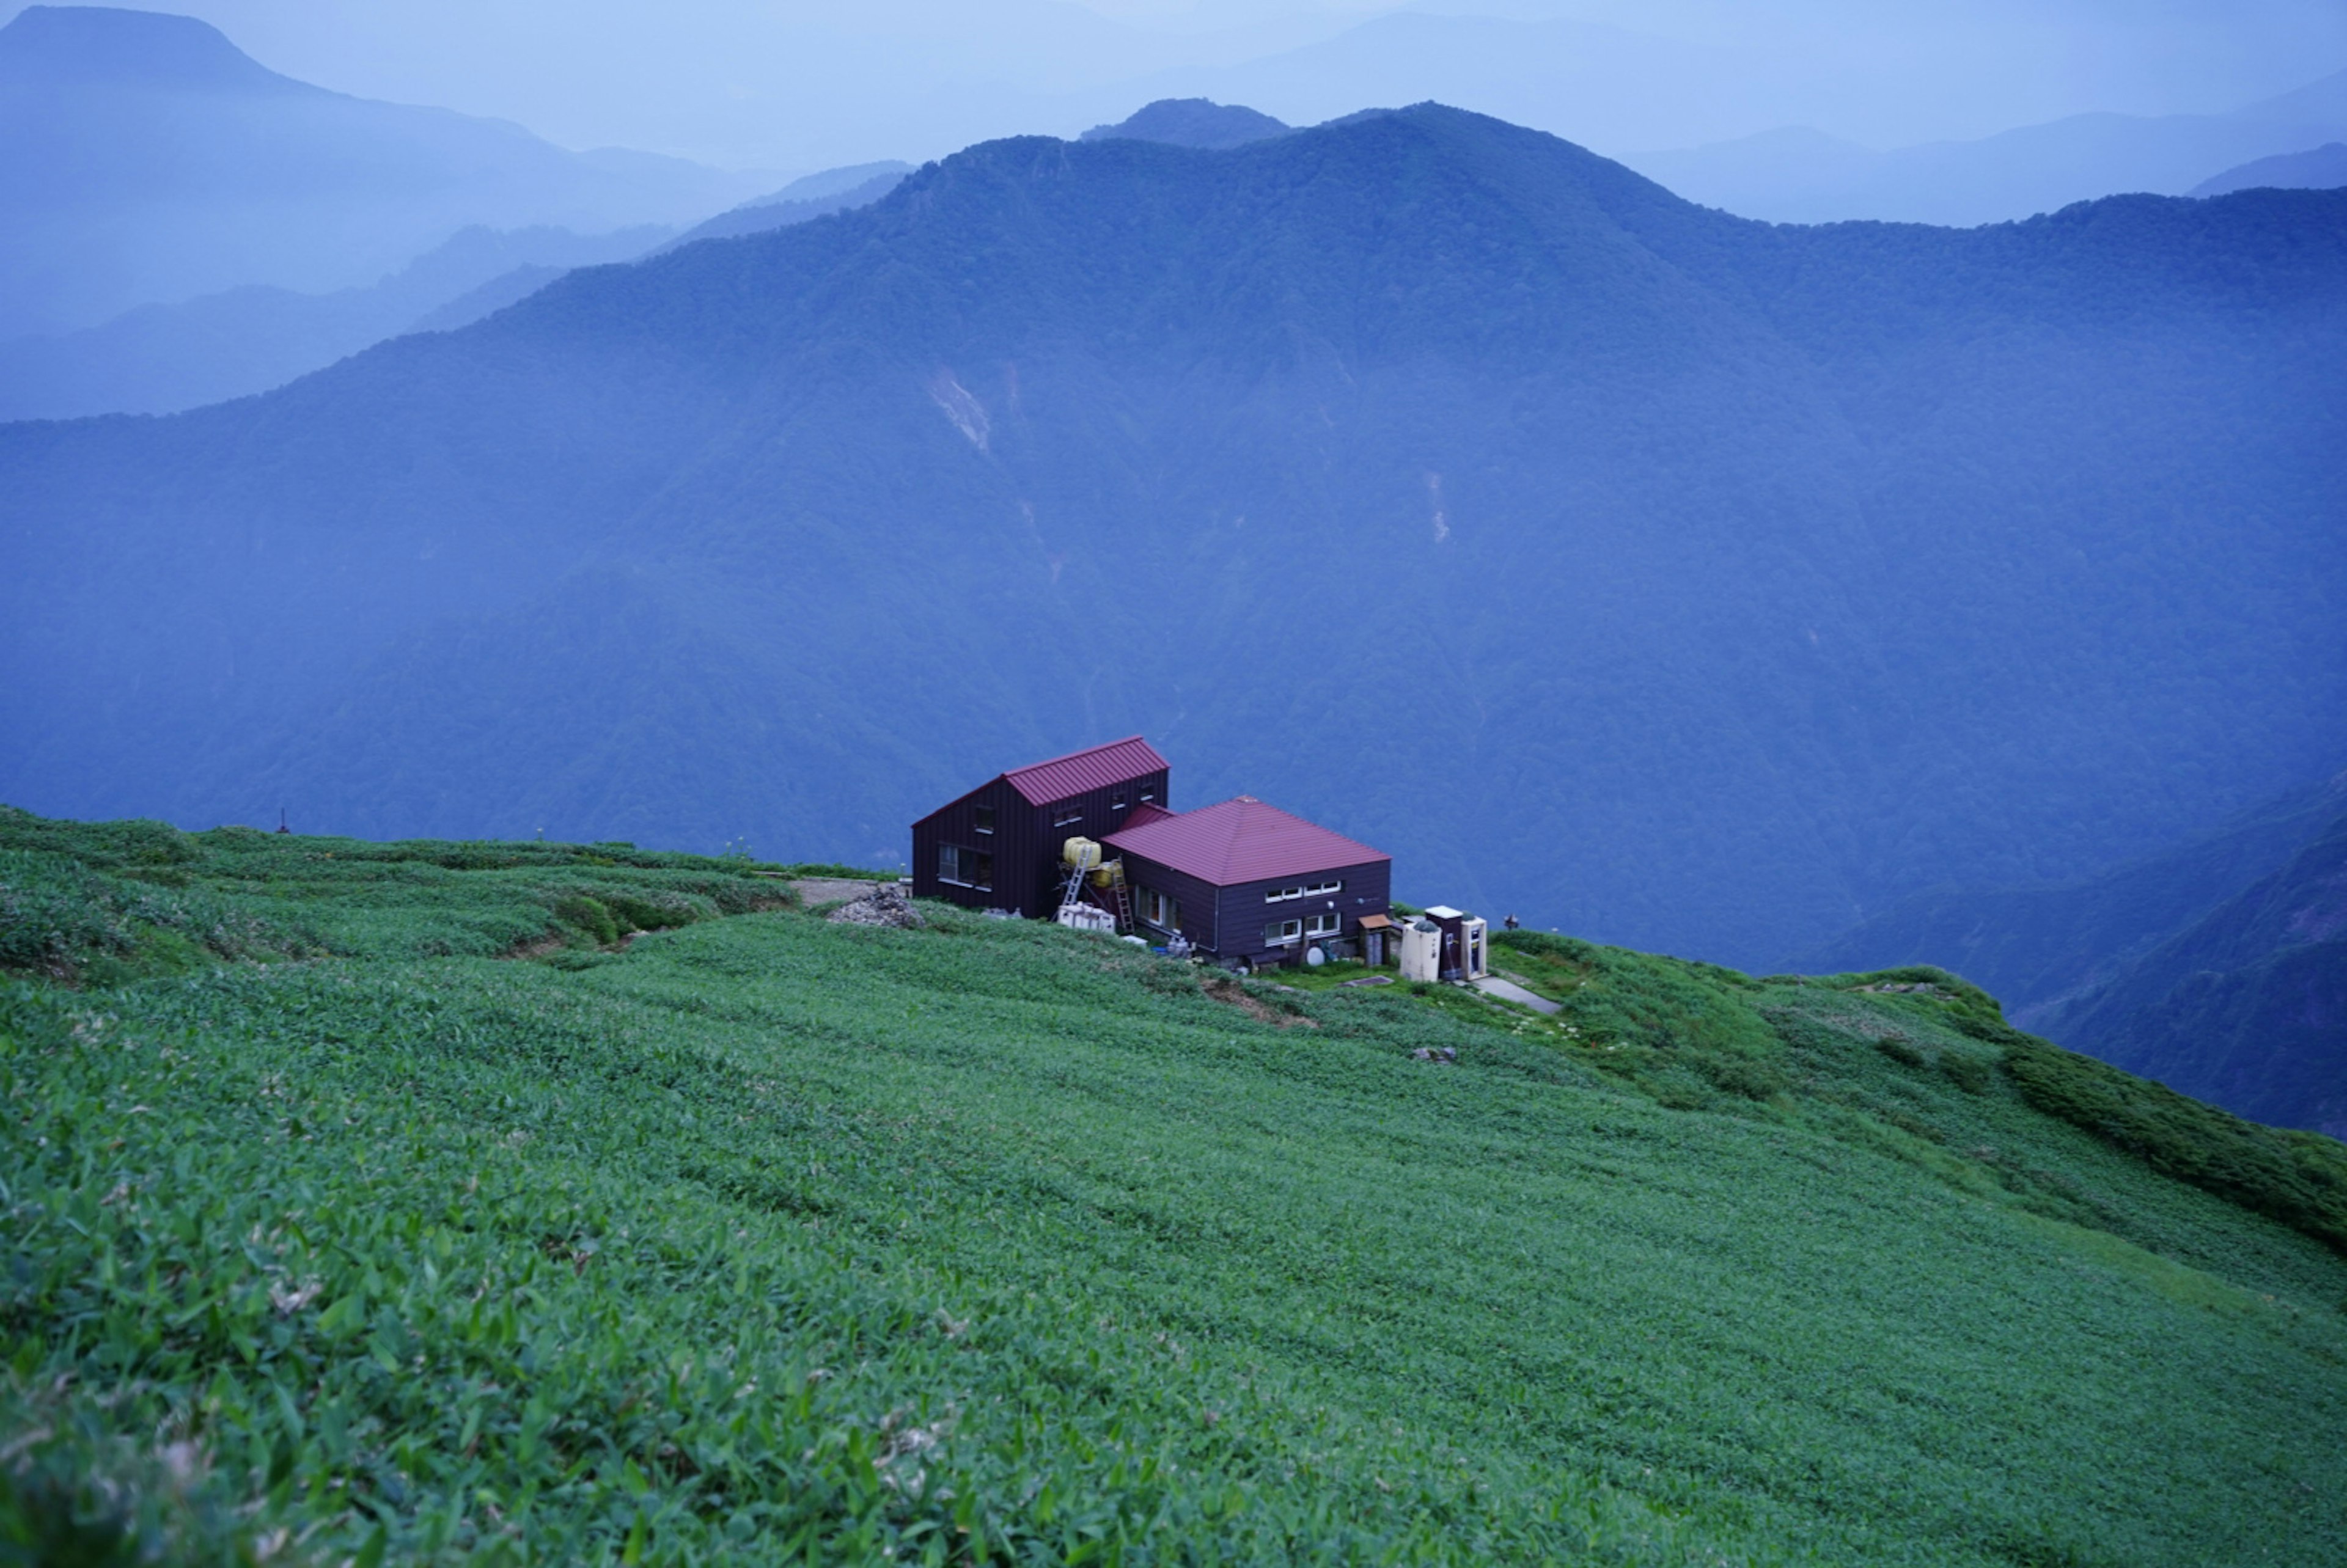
[1002,736,1169,806]
[1104,796,1389,886]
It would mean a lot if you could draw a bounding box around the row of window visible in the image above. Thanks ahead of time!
[1266,912,1343,945]
[938,844,993,890]
[1265,880,1342,904]
[944,858,1349,950]
[968,789,1162,837]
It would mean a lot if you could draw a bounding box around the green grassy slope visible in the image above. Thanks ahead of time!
[5,811,2346,1565]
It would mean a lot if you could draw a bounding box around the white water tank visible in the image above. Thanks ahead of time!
[1399,918,1444,983]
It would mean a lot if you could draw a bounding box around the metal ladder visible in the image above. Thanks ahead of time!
[1102,859,1133,932]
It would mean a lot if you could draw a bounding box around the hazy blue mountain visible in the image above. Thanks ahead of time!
[0,224,670,420]
[2043,808,2347,1138]
[659,163,914,251]
[0,5,769,339]
[2,106,2343,967]
[2194,142,2347,196]
[0,155,920,422]
[1627,66,2347,225]
[1794,775,2347,1025]
[1081,100,1289,150]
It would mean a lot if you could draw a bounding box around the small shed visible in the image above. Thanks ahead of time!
[1103,795,1391,970]
[911,737,1170,915]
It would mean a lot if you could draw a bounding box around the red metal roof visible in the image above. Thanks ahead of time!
[1002,735,1169,807]
[1103,796,1389,886]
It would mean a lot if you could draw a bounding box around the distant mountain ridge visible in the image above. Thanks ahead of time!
[0,223,672,421]
[0,2,299,92]
[2049,805,2347,1138]
[2195,142,2347,197]
[2,106,2342,969]
[0,155,917,422]
[659,163,915,252]
[1082,100,1290,151]
[1796,775,2347,1023]
[0,4,768,339]
[1626,65,2347,225]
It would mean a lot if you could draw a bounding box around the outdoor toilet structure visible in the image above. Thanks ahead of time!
[1423,906,1488,983]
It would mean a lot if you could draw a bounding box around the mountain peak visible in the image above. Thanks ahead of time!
[0,5,306,93]
[1081,98,1290,152]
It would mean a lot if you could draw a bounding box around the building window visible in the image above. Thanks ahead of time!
[1111,789,1128,811]
[938,844,993,890]
[972,805,994,835]
[1054,808,1084,828]
[1306,912,1341,937]
[1265,881,1340,904]
[1265,918,1302,945]
[1139,788,1156,803]
[1140,888,1180,931]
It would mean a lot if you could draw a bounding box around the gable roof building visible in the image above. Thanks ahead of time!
[1001,736,1168,807]
[1104,795,1390,968]
[911,737,1170,915]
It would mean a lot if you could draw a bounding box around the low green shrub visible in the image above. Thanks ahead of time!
[600,892,707,933]
[553,895,620,945]
[1967,1013,2347,1254]
[0,849,321,979]
[1876,1038,1927,1069]
[1941,1052,1994,1096]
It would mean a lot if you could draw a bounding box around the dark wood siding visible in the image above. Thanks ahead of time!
[1117,852,1222,951]
[1020,768,1169,918]
[912,764,1169,918]
[911,778,1020,910]
[1213,857,1391,966]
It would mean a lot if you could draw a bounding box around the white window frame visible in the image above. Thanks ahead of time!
[1265,918,1303,946]
[1053,808,1084,829]
[972,805,995,835]
[1140,888,1180,931]
[1305,912,1341,937]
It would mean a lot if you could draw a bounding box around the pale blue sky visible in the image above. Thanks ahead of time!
[12,0,2345,174]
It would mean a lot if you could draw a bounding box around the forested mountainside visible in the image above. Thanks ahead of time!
[2,105,2343,968]
[654,164,914,252]
[5,807,2346,1563]
[2041,809,2347,1139]
[1799,775,2347,1132]
[1797,773,2345,1022]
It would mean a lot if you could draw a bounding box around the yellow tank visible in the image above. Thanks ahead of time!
[1062,836,1103,872]
[1089,859,1122,887]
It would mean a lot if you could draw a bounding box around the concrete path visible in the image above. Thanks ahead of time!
[1474,973,1561,1014]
